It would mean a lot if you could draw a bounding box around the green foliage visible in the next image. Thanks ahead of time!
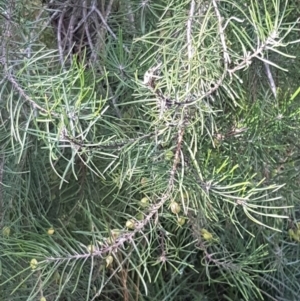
[0,0,300,300]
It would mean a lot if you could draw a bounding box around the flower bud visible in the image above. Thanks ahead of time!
[111,229,121,240]
[106,255,113,267]
[136,213,144,220]
[87,244,96,253]
[165,150,174,161]
[2,226,10,237]
[170,201,181,214]
[30,258,38,270]
[47,227,54,235]
[139,197,149,208]
[125,219,135,229]
[200,229,213,241]
[177,216,185,226]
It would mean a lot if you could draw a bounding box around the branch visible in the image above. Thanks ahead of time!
[186,0,195,61]
[92,1,130,54]
[0,153,4,227]
[212,0,231,68]
[263,61,277,98]
[46,128,186,264]
[6,73,58,117]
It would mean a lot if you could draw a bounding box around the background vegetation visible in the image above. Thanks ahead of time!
[0,0,300,300]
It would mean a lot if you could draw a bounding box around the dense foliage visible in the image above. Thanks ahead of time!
[0,0,300,300]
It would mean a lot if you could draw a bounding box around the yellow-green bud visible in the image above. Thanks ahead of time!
[139,197,149,208]
[200,229,213,241]
[87,244,96,253]
[111,229,121,239]
[136,213,144,220]
[165,150,174,161]
[47,227,55,235]
[126,219,135,229]
[177,216,185,226]
[106,255,114,267]
[170,201,181,214]
[30,258,38,270]
[2,226,10,237]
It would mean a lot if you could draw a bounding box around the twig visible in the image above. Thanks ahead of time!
[187,0,195,61]
[72,4,94,33]
[212,0,231,67]
[62,129,156,151]
[264,61,277,98]
[110,93,122,119]
[104,0,114,19]
[82,1,96,58]
[186,0,195,94]
[169,127,185,189]
[0,154,4,227]
[67,12,76,62]
[57,10,66,68]
[125,1,136,33]
[46,128,185,262]
[6,73,58,117]
[92,3,130,54]
[92,5,117,40]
